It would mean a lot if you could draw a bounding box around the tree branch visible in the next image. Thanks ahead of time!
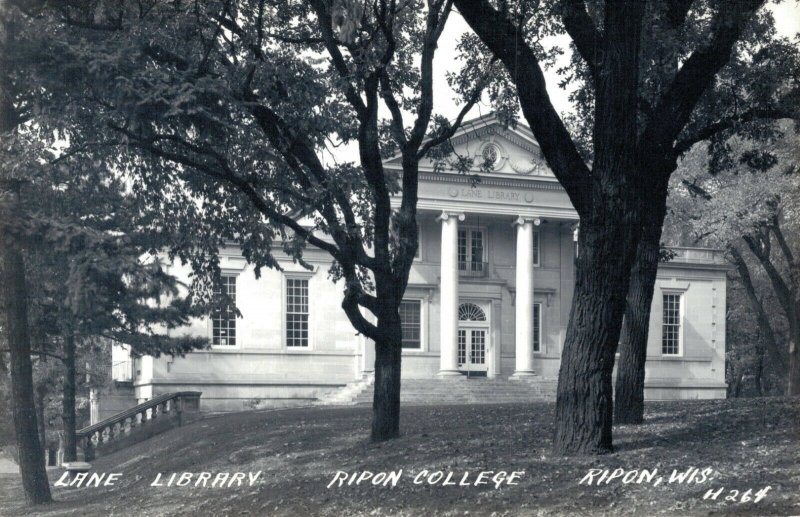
[110,124,345,262]
[641,0,766,162]
[743,233,795,318]
[674,107,799,155]
[453,0,593,216]
[559,0,602,81]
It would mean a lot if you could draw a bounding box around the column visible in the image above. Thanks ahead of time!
[438,211,464,376]
[512,216,540,377]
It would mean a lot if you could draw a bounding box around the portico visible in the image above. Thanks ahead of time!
[434,206,565,379]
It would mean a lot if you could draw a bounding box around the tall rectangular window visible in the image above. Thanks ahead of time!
[662,293,681,355]
[212,275,237,346]
[286,278,309,347]
[533,231,541,266]
[533,303,542,352]
[399,300,422,349]
[458,228,485,275]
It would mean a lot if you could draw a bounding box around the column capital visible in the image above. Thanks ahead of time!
[512,216,541,227]
[437,211,465,222]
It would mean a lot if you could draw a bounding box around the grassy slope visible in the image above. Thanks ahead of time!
[0,397,798,517]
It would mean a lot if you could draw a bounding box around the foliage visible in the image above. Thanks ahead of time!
[666,125,800,392]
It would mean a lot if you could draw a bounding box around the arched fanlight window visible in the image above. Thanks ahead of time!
[458,303,486,322]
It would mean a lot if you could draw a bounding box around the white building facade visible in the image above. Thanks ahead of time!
[118,114,728,411]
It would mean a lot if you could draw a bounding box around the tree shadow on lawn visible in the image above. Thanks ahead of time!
[4,399,798,516]
[615,397,799,454]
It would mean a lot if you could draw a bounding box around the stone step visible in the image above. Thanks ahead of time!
[345,377,557,406]
[319,375,558,406]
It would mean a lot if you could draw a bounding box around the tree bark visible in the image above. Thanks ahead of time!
[35,384,46,459]
[554,212,639,454]
[61,333,78,462]
[614,189,668,425]
[371,317,402,442]
[0,186,53,504]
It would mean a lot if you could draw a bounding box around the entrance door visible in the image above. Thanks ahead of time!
[457,302,489,375]
[458,328,487,373]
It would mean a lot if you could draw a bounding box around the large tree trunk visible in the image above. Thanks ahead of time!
[554,213,639,454]
[0,187,53,504]
[371,316,402,442]
[614,189,668,425]
[553,0,644,455]
[35,384,47,459]
[61,333,78,462]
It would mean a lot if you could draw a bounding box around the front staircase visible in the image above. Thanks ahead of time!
[77,391,202,460]
[318,376,557,406]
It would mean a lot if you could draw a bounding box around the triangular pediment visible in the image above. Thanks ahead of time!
[383,112,555,178]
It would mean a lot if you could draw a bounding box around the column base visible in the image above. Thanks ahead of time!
[438,370,463,377]
[509,370,538,380]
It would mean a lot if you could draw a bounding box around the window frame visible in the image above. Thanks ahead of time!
[533,230,541,267]
[399,298,424,351]
[283,274,312,349]
[210,273,238,348]
[661,291,684,356]
[533,302,543,353]
[457,226,487,273]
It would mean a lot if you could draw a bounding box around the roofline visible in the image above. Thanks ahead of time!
[383,111,539,164]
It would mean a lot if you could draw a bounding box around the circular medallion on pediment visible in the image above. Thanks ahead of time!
[448,187,459,197]
[477,141,507,172]
[482,144,499,166]
[524,192,534,203]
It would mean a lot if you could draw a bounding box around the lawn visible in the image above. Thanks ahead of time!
[0,397,798,516]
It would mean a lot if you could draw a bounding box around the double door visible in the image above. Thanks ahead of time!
[457,328,487,373]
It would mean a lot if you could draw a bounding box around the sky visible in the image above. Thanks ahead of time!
[428,2,800,121]
[327,2,800,164]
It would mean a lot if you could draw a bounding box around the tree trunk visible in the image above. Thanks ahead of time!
[62,333,78,462]
[754,340,764,396]
[0,187,53,504]
[730,247,788,380]
[35,384,47,460]
[554,214,639,454]
[614,190,668,425]
[371,317,402,442]
[788,335,800,396]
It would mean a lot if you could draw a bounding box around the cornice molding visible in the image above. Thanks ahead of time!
[418,172,565,192]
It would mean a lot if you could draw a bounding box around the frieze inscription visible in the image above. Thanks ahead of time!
[448,187,534,203]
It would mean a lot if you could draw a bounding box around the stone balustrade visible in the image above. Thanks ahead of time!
[77,391,201,461]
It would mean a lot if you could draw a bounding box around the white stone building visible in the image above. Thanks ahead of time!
[109,113,728,412]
